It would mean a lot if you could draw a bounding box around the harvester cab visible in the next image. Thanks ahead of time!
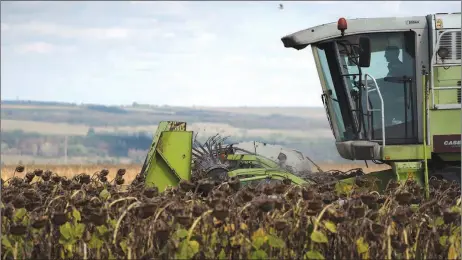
[281,13,461,192]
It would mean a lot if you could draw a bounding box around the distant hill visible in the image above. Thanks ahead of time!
[0,100,347,165]
[1,100,329,135]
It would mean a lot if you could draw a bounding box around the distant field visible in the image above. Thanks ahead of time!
[124,107,175,114]
[1,119,90,135]
[3,103,325,117]
[0,119,156,136]
[1,104,80,110]
[0,163,391,182]
[191,106,326,119]
[1,102,330,136]
[0,155,135,165]
[1,119,332,138]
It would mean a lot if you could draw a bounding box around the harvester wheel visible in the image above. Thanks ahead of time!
[206,167,229,182]
[432,166,461,184]
[298,172,337,184]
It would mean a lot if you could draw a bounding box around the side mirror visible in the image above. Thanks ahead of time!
[358,37,371,68]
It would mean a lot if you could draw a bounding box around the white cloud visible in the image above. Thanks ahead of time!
[162,32,176,38]
[222,55,248,65]
[14,42,76,54]
[15,42,55,54]
[129,1,189,15]
[5,18,210,45]
[96,27,129,39]
[1,23,9,31]
[192,32,217,46]
[124,17,158,27]
[118,60,161,72]
[9,21,131,40]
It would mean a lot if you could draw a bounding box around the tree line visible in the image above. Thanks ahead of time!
[1,129,344,164]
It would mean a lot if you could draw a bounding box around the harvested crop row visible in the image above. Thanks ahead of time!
[1,166,461,260]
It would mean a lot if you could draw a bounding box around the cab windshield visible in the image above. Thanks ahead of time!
[314,31,417,145]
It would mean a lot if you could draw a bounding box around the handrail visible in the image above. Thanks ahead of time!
[364,74,386,147]
[422,73,430,198]
[434,104,461,110]
[433,64,462,67]
[430,29,461,108]
[433,86,461,90]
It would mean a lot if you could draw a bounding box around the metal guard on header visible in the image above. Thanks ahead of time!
[141,121,193,192]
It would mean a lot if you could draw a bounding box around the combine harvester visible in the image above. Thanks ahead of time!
[137,13,461,196]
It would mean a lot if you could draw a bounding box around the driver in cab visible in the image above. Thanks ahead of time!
[384,46,405,77]
[383,46,408,126]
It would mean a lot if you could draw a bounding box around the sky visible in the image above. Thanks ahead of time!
[1,1,460,107]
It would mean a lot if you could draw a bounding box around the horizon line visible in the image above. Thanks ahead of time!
[1,99,324,108]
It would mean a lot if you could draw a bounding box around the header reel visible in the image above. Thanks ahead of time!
[191,134,295,182]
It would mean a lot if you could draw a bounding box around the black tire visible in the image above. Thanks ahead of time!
[431,166,461,184]
[298,172,338,184]
[206,168,229,182]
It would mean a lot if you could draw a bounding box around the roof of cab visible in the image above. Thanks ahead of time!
[281,16,427,50]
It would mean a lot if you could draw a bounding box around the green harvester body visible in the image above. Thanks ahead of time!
[280,13,461,196]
